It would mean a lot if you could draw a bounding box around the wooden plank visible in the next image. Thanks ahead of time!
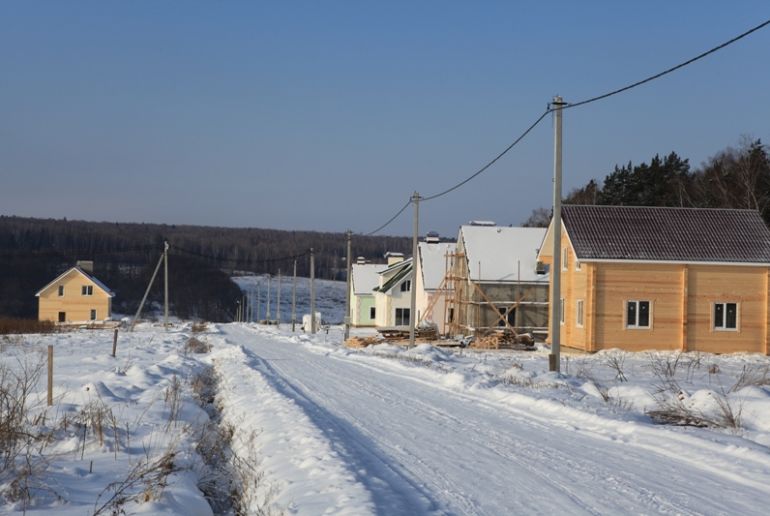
[681,265,688,352]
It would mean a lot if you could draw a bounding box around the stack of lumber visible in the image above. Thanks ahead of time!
[471,330,535,351]
[377,326,439,342]
[345,336,381,348]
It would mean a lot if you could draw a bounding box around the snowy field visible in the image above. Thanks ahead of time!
[232,275,346,325]
[3,322,770,514]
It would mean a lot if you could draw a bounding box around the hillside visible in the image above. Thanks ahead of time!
[0,215,411,320]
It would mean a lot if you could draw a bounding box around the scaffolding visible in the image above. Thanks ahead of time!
[422,250,547,339]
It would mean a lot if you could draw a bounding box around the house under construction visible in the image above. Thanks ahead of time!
[443,222,549,337]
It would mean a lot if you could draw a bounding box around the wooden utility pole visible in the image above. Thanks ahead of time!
[409,192,420,347]
[344,230,352,341]
[112,328,118,357]
[549,95,566,372]
[256,283,261,323]
[292,259,297,332]
[276,269,282,327]
[266,275,271,322]
[164,241,169,328]
[310,248,316,334]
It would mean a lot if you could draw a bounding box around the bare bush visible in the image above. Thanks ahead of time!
[185,337,211,355]
[93,446,180,515]
[647,352,683,393]
[191,322,208,333]
[730,364,770,393]
[603,352,628,382]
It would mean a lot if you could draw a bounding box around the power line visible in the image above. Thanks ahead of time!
[361,197,413,236]
[421,109,552,202]
[566,17,770,110]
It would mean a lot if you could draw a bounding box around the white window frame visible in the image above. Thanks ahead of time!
[90,309,97,321]
[576,299,584,328]
[395,307,411,326]
[713,301,739,332]
[58,285,64,296]
[575,259,582,271]
[625,300,652,329]
[561,248,568,271]
[82,285,93,296]
[400,280,411,293]
[369,306,376,320]
[559,298,565,325]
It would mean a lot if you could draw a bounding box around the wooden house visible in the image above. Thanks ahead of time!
[349,258,387,327]
[36,261,114,323]
[449,223,549,336]
[538,205,770,354]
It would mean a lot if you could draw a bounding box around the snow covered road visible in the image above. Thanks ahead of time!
[219,324,770,515]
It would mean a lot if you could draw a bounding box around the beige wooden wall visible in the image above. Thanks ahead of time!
[38,270,112,323]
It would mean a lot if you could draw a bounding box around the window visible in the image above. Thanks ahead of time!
[369,307,376,320]
[395,308,411,326]
[714,302,738,330]
[576,299,584,328]
[626,300,651,328]
[400,280,411,292]
[448,308,454,323]
[562,248,568,271]
[82,285,93,296]
[90,309,97,321]
[58,312,66,323]
[575,260,582,271]
[559,298,565,325]
[58,285,64,296]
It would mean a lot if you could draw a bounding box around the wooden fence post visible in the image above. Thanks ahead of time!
[47,344,53,406]
[112,328,119,357]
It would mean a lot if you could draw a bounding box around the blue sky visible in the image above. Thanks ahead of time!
[1,2,768,237]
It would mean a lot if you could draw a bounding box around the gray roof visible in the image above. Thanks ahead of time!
[562,205,770,263]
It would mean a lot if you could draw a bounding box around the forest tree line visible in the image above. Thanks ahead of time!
[523,138,770,227]
[0,217,411,321]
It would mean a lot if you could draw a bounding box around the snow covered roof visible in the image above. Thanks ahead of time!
[35,266,115,297]
[418,242,455,291]
[374,257,414,293]
[351,263,387,295]
[459,225,548,283]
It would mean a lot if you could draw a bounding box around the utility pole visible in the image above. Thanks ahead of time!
[256,283,261,323]
[266,275,272,322]
[236,300,241,323]
[276,269,282,327]
[409,192,420,348]
[549,95,566,373]
[130,249,165,331]
[344,230,352,341]
[310,248,316,334]
[291,259,297,332]
[164,241,169,329]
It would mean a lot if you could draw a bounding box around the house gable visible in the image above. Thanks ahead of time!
[36,267,115,298]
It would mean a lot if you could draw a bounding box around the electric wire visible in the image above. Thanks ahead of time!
[361,197,413,236]
[565,17,770,110]
[172,245,309,266]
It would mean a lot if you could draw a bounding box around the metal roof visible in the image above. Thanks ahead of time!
[562,205,770,263]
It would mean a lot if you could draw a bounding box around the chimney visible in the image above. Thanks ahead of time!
[384,252,405,266]
[76,260,94,274]
[425,231,440,244]
[356,256,366,265]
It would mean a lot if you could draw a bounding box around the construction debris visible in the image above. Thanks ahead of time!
[344,336,382,348]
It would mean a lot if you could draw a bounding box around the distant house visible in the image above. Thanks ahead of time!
[373,253,414,328]
[36,261,114,323]
[349,258,388,327]
[415,234,455,333]
[538,205,770,354]
[450,223,549,335]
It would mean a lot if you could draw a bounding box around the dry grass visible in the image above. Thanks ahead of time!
[185,337,211,355]
[191,322,208,333]
[0,319,56,335]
